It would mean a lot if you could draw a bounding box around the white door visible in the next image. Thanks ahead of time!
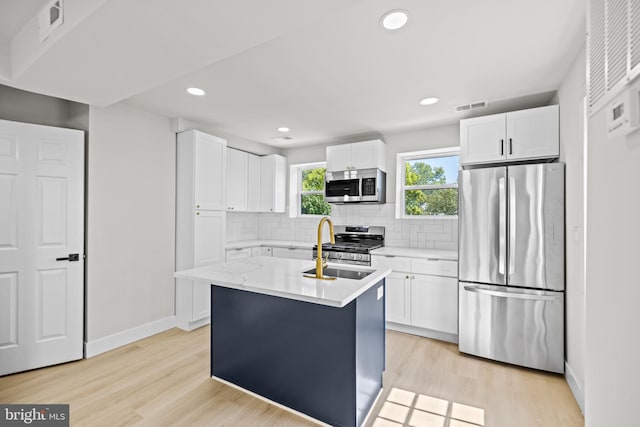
[0,119,84,376]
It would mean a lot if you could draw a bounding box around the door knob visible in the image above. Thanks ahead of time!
[56,254,79,262]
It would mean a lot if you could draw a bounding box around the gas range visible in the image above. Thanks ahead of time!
[313,225,384,266]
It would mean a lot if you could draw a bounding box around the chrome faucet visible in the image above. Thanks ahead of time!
[304,216,336,280]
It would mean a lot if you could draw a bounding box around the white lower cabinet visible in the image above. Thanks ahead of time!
[372,254,458,343]
[385,272,411,324]
[253,247,272,256]
[226,247,252,260]
[410,274,458,335]
[271,247,311,260]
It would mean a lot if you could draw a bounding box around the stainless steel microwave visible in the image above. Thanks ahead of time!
[325,168,386,204]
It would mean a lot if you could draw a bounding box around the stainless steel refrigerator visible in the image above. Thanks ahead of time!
[458,163,565,373]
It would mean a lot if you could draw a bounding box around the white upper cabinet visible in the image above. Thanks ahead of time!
[260,154,287,213]
[326,144,352,171]
[247,154,261,212]
[506,106,559,161]
[226,148,248,211]
[459,113,506,165]
[460,105,559,166]
[326,139,387,172]
[178,130,226,211]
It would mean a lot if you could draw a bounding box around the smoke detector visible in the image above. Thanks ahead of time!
[39,0,64,42]
[455,100,488,113]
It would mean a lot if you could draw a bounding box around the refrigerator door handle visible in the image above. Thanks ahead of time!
[463,285,558,301]
[508,176,516,276]
[498,177,506,275]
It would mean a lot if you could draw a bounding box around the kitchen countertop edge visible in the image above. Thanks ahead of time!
[175,256,392,308]
[370,247,458,261]
[226,240,314,250]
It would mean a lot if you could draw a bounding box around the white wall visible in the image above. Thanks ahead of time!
[240,125,461,249]
[585,101,640,425]
[171,117,281,156]
[0,83,88,129]
[86,102,175,342]
[555,46,586,412]
[282,125,460,203]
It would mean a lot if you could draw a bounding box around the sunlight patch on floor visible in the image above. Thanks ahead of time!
[372,387,485,427]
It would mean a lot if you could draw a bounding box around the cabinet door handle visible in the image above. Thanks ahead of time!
[196,212,200,215]
[509,138,513,155]
[384,255,396,258]
[196,204,200,208]
[405,275,410,279]
[500,139,504,156]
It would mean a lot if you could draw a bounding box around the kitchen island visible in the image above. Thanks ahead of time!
[175,256,391,427]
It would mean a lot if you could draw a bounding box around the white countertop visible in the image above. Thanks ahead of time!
[175,256,391,308]
[226,240,314,250]
[371,247,458,261]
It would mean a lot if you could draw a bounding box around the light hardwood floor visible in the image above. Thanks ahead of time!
[0,327,583,427]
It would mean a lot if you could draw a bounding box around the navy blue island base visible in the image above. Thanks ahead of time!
[210,279,386,427]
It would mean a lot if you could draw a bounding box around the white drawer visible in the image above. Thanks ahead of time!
[411,258,458,278]
[371,255,411,273]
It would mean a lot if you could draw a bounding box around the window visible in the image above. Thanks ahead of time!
[396,148,460,218]
[290,162,331,217]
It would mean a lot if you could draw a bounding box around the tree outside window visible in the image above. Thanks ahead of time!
[399,150,459,217]
[300,166,331,216]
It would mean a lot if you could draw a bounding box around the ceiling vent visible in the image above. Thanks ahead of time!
[271,136,293,143]
[455,100,488,112]
[39,0,64,43]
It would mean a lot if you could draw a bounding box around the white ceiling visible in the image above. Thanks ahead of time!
[0,0,585,147]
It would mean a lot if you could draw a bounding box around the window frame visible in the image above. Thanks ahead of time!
[289,162,332,218]
[395,147,460,219]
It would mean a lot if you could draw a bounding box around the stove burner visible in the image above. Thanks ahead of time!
[313,225,385,266]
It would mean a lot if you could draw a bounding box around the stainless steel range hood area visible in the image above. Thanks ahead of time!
[325,168,386,204]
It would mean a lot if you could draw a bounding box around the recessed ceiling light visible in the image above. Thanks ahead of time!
[419,97,439,106]
[381,10,408,30]
[186,87,205,96]
[277,127,290,132]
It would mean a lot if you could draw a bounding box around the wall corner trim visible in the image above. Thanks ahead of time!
[565,360,585,415]
[84,316,177,358]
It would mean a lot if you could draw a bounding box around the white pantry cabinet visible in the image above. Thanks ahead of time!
[176,129,227,331]
[371,254,458,343]
[260,154,287,213]
[326,139,387,172]
[178,129,226,210]
[225,148,248,211]
[460,105,559,165]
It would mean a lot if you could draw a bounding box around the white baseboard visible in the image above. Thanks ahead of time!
[565,361,585,415]
[386,322,458,344]
[84,316,176,358]
[176,316,210,332]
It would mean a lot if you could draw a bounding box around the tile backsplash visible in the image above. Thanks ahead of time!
[227,203,457,250]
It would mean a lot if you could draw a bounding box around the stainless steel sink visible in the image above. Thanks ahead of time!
[303,267,374,280]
